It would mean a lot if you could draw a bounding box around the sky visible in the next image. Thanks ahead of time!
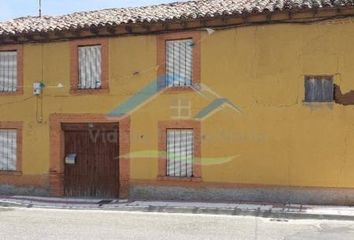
[0,0,186,22]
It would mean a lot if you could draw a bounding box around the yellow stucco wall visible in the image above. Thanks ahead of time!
[2,19,354,188]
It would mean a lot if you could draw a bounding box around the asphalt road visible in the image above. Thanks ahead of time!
[0,207,354,240]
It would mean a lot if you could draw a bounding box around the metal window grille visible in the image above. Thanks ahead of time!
[0,51,17,92]
[166,129,193,177]
[166,39,193,87]
[0,129,17,171]
[305,76,334,102]
[78,45,102,89]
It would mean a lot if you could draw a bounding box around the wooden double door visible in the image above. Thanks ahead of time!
[63,123,119,198]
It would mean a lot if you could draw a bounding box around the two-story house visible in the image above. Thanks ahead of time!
[1,0,354,204]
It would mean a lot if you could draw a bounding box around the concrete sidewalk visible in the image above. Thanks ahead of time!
[1,195,354,221]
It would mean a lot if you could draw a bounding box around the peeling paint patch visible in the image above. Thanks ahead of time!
[334,84,354,105]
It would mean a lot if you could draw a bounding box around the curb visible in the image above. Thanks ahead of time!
[2,200,354,221]
[0,201,24,208]
[110,206,354,221]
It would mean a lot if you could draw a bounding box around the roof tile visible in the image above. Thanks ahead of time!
[0,0,354,36]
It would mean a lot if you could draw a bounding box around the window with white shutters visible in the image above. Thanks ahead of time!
[0,129,17,171]
[78,45,102,89]
[305,76,334,102]
[166,39,193,87]
[166,129,193,177]
[0,51,17,92]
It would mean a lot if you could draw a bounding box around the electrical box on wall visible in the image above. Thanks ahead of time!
[33,82,45,95]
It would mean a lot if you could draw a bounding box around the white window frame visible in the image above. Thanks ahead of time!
[304,76,334,103]
[0,50,18,93]
[166,129,194,177]
[0,129,17,171]
[165,39,194,87]
[78,45,102,89]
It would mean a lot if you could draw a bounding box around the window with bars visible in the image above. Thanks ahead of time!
[0,129,17,171]
[305,76,334,102]
[0,51,17,92]
[166,39,193,87]
[78,45,102,89]
[166,129,194,177]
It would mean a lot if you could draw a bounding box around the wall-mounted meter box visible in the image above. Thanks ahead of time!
[33,82,45,95]
[33,82,42,95]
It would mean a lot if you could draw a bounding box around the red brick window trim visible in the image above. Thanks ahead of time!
[157,32,201,92]
[0,122,23,175]
[70,38,109,95]
[158,120,201,180]
[0,45,23,96]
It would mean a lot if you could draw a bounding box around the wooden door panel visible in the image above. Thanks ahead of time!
[64,130,91,197]
[63,123,119,198]
[92,130,119,197]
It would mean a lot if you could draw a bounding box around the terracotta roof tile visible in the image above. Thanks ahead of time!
[0,0,353,36]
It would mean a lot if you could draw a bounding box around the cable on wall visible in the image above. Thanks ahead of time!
[35,42,45,123]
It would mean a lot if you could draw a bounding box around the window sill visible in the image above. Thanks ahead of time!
[0,171,22,176]
[70,88,109,96]
[303,101,334,105]
[0,91,23,96]
[157,176,202,182]
[163,86,197,93]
